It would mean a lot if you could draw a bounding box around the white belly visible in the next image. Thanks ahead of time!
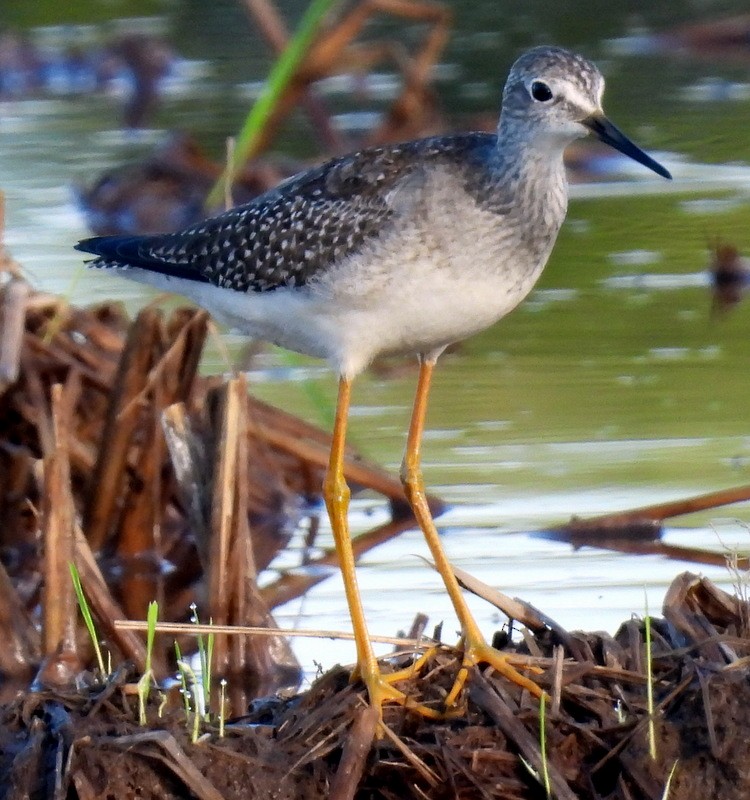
[106,173,558,378]
[111,233,543,380]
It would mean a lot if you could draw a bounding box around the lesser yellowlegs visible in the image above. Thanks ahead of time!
[76,46,671,717]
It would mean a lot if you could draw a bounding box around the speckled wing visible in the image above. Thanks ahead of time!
[76,133,497,293]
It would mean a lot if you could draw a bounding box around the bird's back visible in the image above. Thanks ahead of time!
[76,133,502,294]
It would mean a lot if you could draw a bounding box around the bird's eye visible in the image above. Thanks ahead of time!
[530,81,553,102]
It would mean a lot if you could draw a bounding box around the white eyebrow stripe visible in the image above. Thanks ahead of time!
[557,82,600,116]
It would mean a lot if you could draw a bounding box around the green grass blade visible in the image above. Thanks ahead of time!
[145,600,158,676]
[203,628,214,719]
[69,562,106,675]
[138,601,159,726]
[661,760,679,799]
[645,589,657,761]
[539,696,551,799]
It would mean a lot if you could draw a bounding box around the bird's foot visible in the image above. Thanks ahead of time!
[444,636,547,709]
[352,648,446,722]
[352,639,545,725]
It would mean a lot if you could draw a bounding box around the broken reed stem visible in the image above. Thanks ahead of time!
[328,703,379,800]
[116,400,161,614]
[161,403,210,564]
[561,484,750,530]
[84,307,159,550]
[228,375,250,679]
[42,383,77,659]
[208,378,246,674]
[0,279,28,392]
[116,309,208,421]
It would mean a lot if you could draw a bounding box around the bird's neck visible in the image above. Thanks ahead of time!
[482,119,569,225]
[470,116,570,269]
[493,114,569,185]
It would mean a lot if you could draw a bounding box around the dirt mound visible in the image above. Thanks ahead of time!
[1,572,748,799]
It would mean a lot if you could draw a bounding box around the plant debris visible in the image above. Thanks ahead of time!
[1,572,749,799]
[1,279,749,798]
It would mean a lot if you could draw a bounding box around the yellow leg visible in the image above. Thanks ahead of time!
[325,377,442,720]
[400,358,546,707]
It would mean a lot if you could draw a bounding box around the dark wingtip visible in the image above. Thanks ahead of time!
[75,234,161,269]
[74,239,96,256]
[75,233,210,284]
[75,235,129,258]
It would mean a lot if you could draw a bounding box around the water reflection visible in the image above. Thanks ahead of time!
[2,1,750,678]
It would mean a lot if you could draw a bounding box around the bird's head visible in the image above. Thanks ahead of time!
[500,46,671,179]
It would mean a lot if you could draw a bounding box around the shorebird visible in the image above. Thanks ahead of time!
[77,46,671,717]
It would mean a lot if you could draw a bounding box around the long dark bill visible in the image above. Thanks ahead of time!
[583,113,672,180]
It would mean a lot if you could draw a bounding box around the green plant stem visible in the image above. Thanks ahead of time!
[203,629,214,719]
[219,679,227,738]
[645,590,657,761]
[138,601,159,726]
[69,562,106,675]
[661,760,679,799]
[175,643,191,716]
[539,696,551,799]
[206,0,340,208]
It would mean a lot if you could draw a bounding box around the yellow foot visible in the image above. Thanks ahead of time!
[445,637,547,708]
[364,672,445,721]
[353,648,446,721]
